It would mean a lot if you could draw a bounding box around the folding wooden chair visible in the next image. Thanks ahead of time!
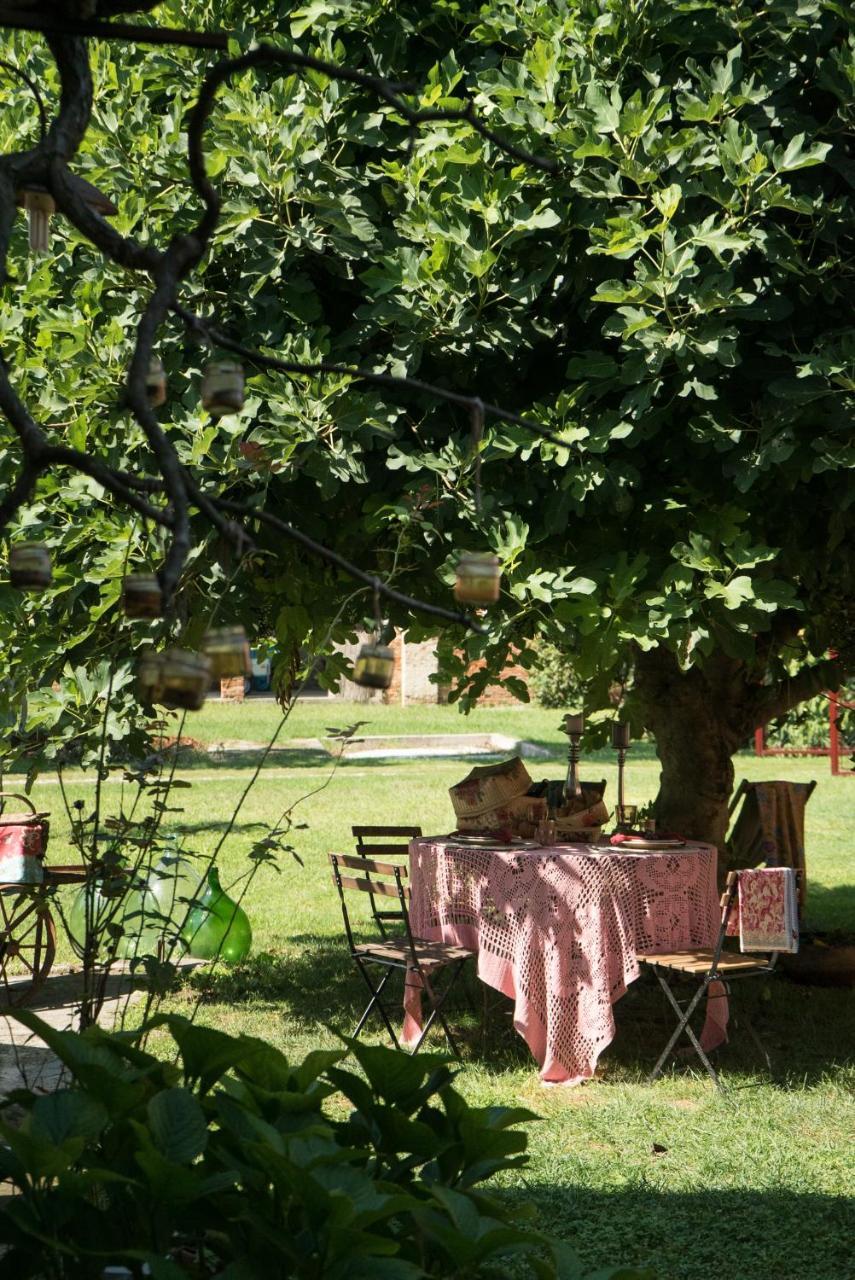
[638,869,798,1092]
[329,852,471,1058]
[351,825,421,938]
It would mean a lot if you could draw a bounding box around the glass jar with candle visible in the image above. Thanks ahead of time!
[9,542,52,591]
[201,360,245,418]
[353,642,394,689]
[158,649,212,711]
[203,626,251,679]
[146,357,167,407]
[454,552,502,605]
[123,573,163,619]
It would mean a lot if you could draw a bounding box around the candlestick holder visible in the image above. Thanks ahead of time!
[560,712,585,804]
[611,721,632,819]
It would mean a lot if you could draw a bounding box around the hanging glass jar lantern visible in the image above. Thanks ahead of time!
[201,360,245,418]
[353,642,394,690]
[122,573,162,619]
[203,625,251,679]
[146,357,167,408]
[17,188,55,253]
[158,648,212,711]
[136,648,166,705]
[9,542,52,591]
[15,175,116,256]
[454,551,501,605]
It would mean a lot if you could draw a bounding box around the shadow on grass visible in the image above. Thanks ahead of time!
[519,1185,853,1280]
[802,880,855,939]
[183,936,854,1086]
[169,819,273,836]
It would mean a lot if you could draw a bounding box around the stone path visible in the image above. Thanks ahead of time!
[0,969,139,1095]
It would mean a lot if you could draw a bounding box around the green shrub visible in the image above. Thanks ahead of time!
[0,1013,651,1280]
[765,686,855,750]
[529,644,584,710]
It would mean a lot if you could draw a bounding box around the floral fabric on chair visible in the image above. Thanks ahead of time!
[726,867,800,952]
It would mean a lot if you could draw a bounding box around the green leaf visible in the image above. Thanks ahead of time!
[147,1088,208,1163]
[652,184,682,221]
[29,1091,108,1145]
[772,133,831,172]
[585,81,621,134]
[706,575,755,609]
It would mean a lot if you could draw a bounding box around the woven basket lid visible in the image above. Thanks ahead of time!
[450,756,532,820]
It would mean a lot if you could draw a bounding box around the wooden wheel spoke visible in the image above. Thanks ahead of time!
[12,917,41,945]
[0,898,56,1008]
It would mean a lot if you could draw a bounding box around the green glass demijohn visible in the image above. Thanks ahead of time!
[69,880,163,961]
[180,866,252,964]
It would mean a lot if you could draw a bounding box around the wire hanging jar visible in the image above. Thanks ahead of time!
[146,357,167,408]
[122,573,162,619]
[201,360,245,418]
[454,551,501,605]
[158,648,212,711]
[203,625,251,679]
[136,648,165,705]
[17,188,55,253]
[353,641,394,690]
[15,175,116,256]
[9,542,52,591]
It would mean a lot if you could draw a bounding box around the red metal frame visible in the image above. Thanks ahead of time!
[829,691,855,777]
[754,690,854,776]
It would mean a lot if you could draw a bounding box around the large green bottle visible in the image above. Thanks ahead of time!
[68,879,164,962]
[179,866,252,964]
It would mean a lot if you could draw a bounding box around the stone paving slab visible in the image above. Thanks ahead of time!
[0,969,139,1096]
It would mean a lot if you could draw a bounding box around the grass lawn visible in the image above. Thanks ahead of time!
[24,703,855,1280]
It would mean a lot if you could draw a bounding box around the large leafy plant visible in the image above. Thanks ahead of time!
[0,1013,649,1279]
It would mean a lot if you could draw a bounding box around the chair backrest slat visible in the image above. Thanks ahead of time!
[353,843,416,857]
[353,825,422,839]
[335,853,408,877]
[349,825,420,937]
[338,873,409,900]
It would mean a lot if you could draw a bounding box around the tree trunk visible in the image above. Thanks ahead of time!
[632,645,844,876]
[634,647,746,855]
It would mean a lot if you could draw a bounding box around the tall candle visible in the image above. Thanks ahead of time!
[611,721,631,749]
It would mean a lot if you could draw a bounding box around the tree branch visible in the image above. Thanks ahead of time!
[172,303,573,450]
[210,494,487,634]
[0,16,554,636]
[750,656,845,727]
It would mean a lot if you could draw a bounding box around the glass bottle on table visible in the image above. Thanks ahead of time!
[537,806,558,847]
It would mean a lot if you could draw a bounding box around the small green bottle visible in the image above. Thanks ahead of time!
[180,866,252,964]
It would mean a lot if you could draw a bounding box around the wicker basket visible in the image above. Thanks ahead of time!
[450,757,532,828]
[554,798,609,842]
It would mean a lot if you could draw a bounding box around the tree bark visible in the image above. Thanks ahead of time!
[634,645,847,875]
[634,647,745,853]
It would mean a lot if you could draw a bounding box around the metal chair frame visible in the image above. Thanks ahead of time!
[330,851,469,1059]
[639,870,795,1093]
[351,825,422,938]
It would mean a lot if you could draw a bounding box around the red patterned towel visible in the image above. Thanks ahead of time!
[729,868,799,953]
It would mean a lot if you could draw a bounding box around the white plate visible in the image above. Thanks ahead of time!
[617,837,687,850]
[447,835,539,850]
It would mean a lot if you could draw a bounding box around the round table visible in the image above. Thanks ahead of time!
[403,835,727,1083]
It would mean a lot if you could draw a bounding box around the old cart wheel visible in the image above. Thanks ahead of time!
[0,891,56,1007]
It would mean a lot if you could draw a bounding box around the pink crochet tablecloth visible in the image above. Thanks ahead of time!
[403,837,727,1083]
